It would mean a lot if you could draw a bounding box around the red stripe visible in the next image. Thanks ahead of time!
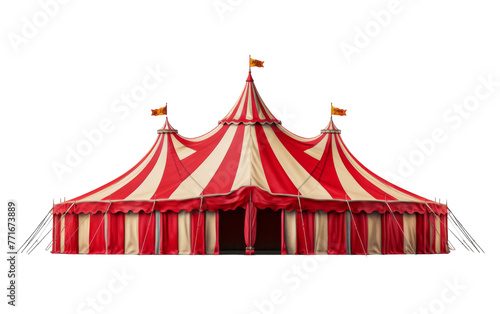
[203,124,246,194]
[310,134,349,199]
[250,85,259,121]
[172,125,229,171]
[191,211,205,255]
[276,126,325,147]
[107,212,125,254]
[52,214,61,253]
[429,214,437,254]
[229,84,249,122]
[296,210,315,254]
[63,213,79,254]
[155,126,229,199]
[281,209,287,254]
[105,135,166,199]
[220,82,279,124]
[381,212,404,254]
[255,90,269,120]
[71,135,161,201]
[224,84,249,122]
[337,135,428,201]
[350,212,367,255]
[271,125,326,173]
[138,211,155,255]
[88,213,106,254]
[160,211,178,254]
[328,211,346,254]
[154,134,193,199]
[254,88,278,122]
[254,124,297,194]
[239,84,250,122]
[334,134,397,200]
[416,212,431,254]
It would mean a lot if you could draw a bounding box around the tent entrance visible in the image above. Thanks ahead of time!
[254,208,281,254]
[219,208,246,254]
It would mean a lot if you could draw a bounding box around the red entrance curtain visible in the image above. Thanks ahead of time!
[191,211,205,255]
[382,212,404,254]
[88,213,106,254]
[244,203,257,255]
[107,212,125,254]
[160,211,178,255]
[416,212,431,254]
[52,214,61,253]
[350,212,367,255]
[296,210,315,255]
[138,211,156,255]
[328,211,346,254]
[63,213,79,254]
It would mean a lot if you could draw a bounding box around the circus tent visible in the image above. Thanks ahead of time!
[50,71,449,255]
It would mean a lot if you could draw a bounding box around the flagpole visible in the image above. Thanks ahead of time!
[249,54,251,73]
[331,102,333,123]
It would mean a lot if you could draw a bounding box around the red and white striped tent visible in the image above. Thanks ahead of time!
[52,72,449,255]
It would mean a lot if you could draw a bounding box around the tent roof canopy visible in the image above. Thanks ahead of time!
[219,71,281,125]
[54,72,446,215]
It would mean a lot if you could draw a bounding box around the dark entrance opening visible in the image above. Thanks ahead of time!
[255,208,282,254]
[219,207,246,254]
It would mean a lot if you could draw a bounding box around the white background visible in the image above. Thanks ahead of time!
[1,1,499,313]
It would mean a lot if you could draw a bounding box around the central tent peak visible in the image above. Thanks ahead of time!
[219,72,281,125]
[246,71,254,82]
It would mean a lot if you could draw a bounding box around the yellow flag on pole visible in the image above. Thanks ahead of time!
[151,104,167,116]
[331,104,346,116]
[249,58,264,68]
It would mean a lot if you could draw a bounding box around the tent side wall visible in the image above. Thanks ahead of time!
[52,208,449,255]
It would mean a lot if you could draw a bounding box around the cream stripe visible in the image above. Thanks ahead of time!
[245,86,253,120]
[262,126,331,199]
[275,124,323,142]
[435,215,441,254]
[230,125,271,192]
[304,135,328,160]
[178,211,191,254]
[60,215,65,253]
[78,214,90,254]
[223,87,246,120]
[253,88,266,120]
[124,212,139,254]
[367,212,381,254]
[284,211,296,254]
[337,138,421,202]
[169,126,238,199]
[331,138,376,200]
[231,125,252,189]
[248,126,271,191]
[178,124,224,142]
[233,93,246,121]
[255,90,275,121]
[125,136,169,200]
[171,135,196,160]
[205,211,216,255]
[81,139,162,201]
[403,213,416,254]
[314,210,328,254]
